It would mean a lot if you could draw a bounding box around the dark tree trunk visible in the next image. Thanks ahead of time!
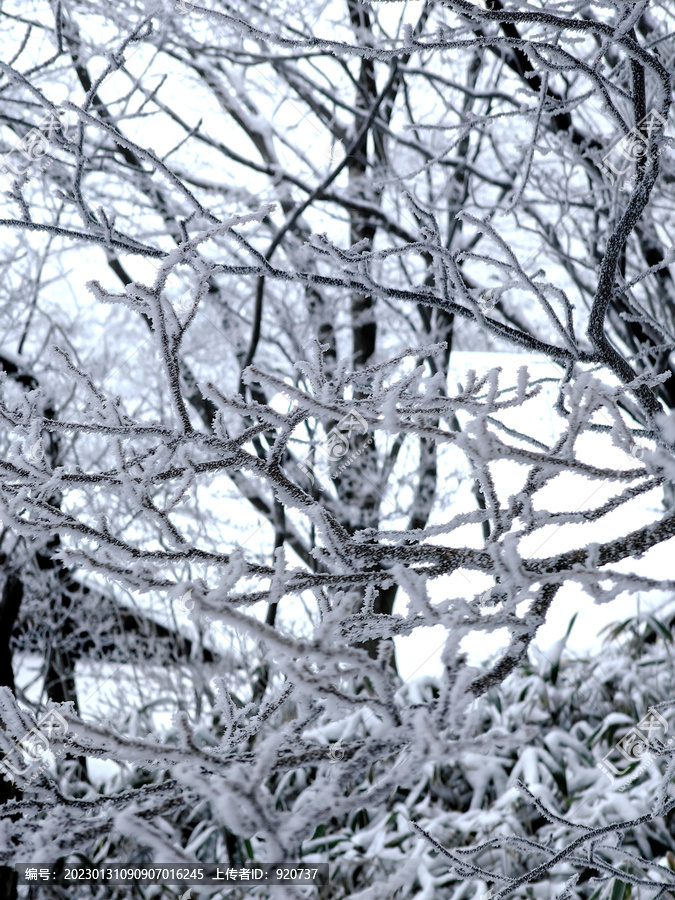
[0,575,22,900]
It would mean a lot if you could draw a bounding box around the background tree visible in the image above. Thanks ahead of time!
[0,1,673,898]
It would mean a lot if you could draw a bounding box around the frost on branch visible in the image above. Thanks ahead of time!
[0,0,674,896]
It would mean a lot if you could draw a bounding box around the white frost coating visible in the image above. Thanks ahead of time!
[0,2,673,896]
